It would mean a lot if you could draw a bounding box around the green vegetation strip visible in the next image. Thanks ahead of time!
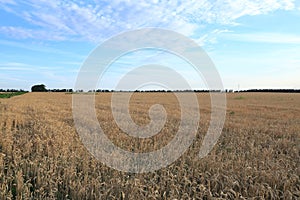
[234,96,245,100]
[0,92,28,99]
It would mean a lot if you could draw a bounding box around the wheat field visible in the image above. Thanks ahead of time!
[0,92,299,199]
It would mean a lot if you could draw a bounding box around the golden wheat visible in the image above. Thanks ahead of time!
[0,92,299,199]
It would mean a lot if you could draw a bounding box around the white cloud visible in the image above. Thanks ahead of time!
[195,29,232,46]
[0,0,15,5]
[179,0,295,25]
[0,0,297,43]
[0,26,67,40]
[0,62,63,72]
[222,32,300,44]
[0,39,84,57]
[0,62,32,68]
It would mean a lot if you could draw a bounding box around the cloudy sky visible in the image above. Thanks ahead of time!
[0,0,299,90]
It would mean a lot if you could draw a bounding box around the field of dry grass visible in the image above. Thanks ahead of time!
[0,92,299,199]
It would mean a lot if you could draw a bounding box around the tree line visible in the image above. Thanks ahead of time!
[1,84,299,93]
[238,89,300,93]
[0,89,27,92]
[31,84,73,92]
[77,89,300,93]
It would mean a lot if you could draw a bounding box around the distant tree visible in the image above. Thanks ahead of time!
[31,84,47,92]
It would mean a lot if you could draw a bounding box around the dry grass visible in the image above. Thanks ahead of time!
[0,92,299,199]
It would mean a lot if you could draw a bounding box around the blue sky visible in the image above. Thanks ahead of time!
[0,0,299,90]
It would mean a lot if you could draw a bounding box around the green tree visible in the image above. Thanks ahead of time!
[31,84,47,92]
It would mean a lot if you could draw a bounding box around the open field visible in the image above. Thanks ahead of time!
[0,92,299,199]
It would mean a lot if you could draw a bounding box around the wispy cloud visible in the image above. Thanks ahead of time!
[0,39,84,58]
[0,61,77,89]
[0,0,15,5]
[222,32,300,44]
[0,0,299,90]
[0,62,34,71]
[0,26,67,40]
[0,0,297,43]
[58,61,83,66]
[195,29,232,46]
[0,62,74,72]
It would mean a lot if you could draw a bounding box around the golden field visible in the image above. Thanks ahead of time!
[0,92,299,199]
